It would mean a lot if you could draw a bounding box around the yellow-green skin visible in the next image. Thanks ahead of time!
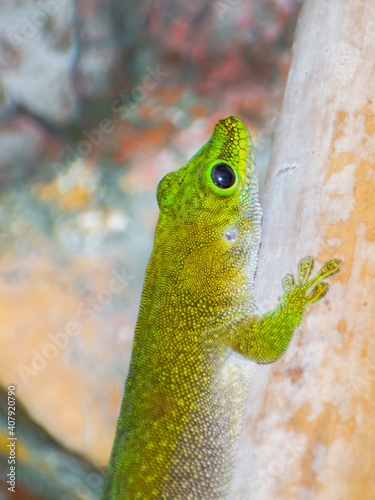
[102,117,342,499]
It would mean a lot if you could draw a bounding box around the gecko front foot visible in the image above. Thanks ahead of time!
[281,256,343,308]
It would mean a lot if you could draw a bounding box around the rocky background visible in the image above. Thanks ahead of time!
[0,1,301,498]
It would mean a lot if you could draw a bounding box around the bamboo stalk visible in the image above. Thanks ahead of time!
[232,2,375,498]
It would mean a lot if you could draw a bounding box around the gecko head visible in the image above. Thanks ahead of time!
[156,116,261,243]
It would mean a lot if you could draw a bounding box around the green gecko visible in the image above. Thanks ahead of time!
[102,116,343,499]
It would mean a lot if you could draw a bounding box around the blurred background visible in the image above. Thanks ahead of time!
[0,1,302,498]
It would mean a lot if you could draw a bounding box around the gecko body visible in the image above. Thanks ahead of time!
[102,117,342,499]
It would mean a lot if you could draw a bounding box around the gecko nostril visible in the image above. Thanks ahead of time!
[224,227,238,242]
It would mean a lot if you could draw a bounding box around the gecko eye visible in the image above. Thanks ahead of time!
[211,163,236,189]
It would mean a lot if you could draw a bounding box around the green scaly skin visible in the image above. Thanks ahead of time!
[102,117,343,499]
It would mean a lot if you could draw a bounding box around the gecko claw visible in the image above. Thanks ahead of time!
[283,257,342,309]
[296,256,315,285]
[282,273,295,292]
[305,281,329,304]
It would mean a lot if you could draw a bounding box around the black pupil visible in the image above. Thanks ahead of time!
[211,163,235,189]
